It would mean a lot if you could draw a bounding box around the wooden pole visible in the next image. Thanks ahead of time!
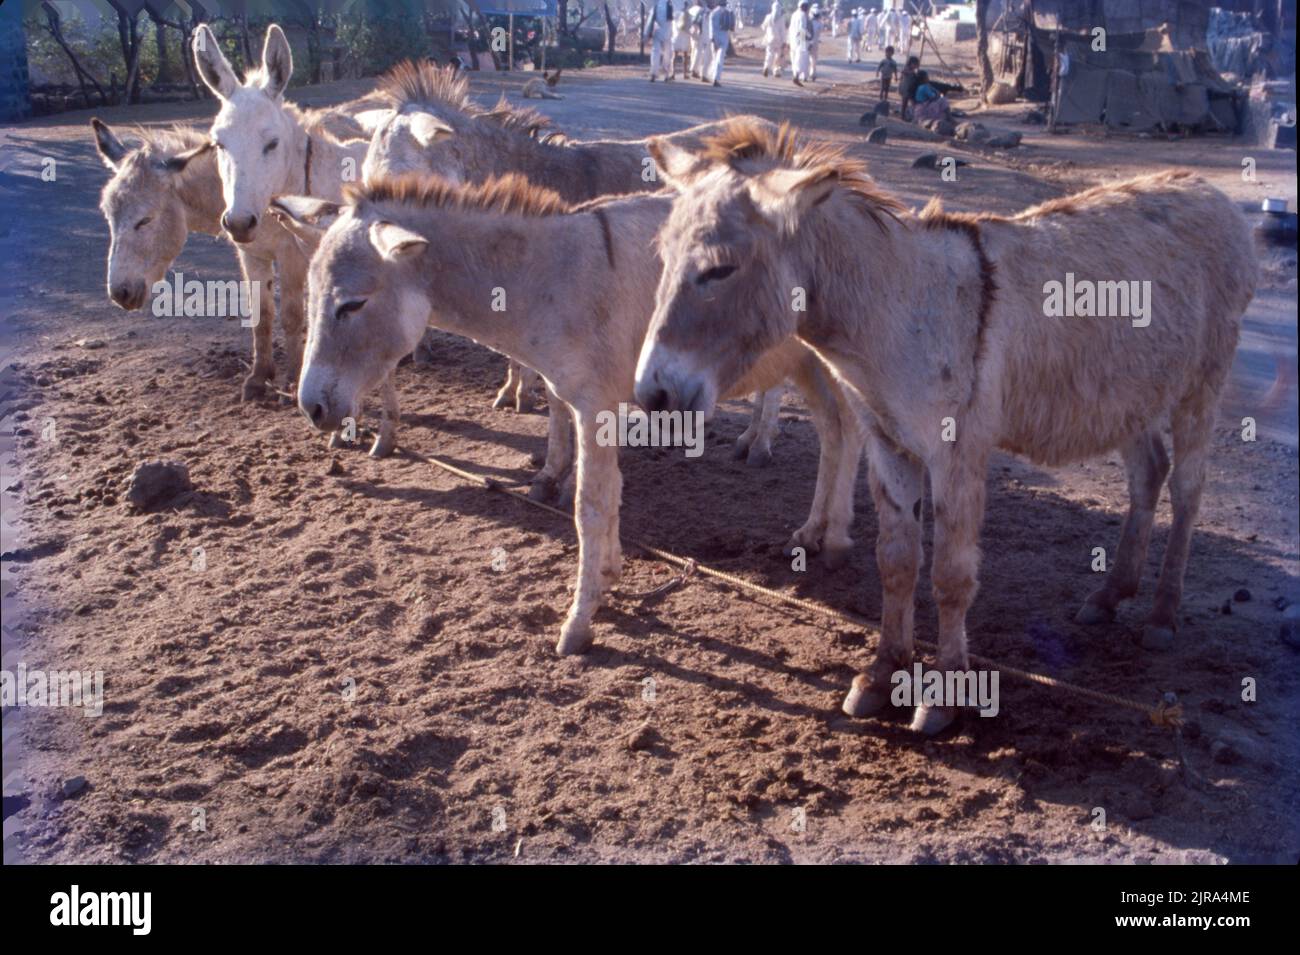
[508,12,514,70]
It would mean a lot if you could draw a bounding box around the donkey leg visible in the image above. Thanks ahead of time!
[493,360,522,411]
[237,251,276,401]
[277,243,309,400]
[911,447,989,735]
[530,388,575,502]
[734,387,782,467]
[785,362,849,563]
[370,374,400,458]
[1143,405,1213,650]
[557,410,620,655]
[514,365,540,414]
[1076,430,1169,626]
[843,432,923,718]
[818,384,866,570]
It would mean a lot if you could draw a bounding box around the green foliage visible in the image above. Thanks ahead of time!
[335,11,429,76]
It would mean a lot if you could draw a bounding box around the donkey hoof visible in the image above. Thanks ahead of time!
[241,376,270,402]
[1141,625,1176,651]
[492,392,512,411]
[842,676,889,718]
[369,435,396,458]
[745,447,774,468]
[911,704,959,736]
[1075,601,1115,626]
[731,440,751,461]
[784,535,821,559]
[328,431,346,450]
[528,477,557,501]
[528,451,547,468]
[514,398,535,415]
[556,623,594,656]
[821,545,851,571]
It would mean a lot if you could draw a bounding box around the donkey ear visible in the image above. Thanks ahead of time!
[193,24,238,99]
[91,118,129,169]
[408,112,453,148]
[353,109,395,135]
[260,24,293,100]
[268,195,341,249]
[369,221,429,262]
[646,137,710,190]
[746,166,840,233]
[160,140,213,173]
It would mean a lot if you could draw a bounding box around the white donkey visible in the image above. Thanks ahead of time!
[191,23,401,454]
[273,175,864,656]
[635,119,1257,734]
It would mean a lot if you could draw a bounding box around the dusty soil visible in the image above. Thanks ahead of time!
[2,34,1297,864]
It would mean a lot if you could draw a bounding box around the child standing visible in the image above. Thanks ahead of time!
[876,44,897,103]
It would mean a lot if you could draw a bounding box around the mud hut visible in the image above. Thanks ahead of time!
[980,0,1260,132]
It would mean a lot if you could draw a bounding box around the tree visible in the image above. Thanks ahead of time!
[39,1,108,106]
[105,0,146,104]
[975,0,992,102]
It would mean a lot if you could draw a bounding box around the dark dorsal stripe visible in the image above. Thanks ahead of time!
[593,207,616,270]
[304,134,314,195]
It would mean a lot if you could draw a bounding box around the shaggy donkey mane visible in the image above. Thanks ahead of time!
[699,118,906,229]
[351,172,575,218]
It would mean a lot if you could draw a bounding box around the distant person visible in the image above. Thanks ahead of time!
[671,8,693,79]
[646,0,675,82]
[708,0,736,86]
[898,8,913,54]
[788,1,814,86]
[876,44,897,102]
[687,2,709,78]
[846,8,864,63]
[761,1,788,78]
[695,1,716,82]
[899,56,963,120]
[808,4,823,81]
[864,7,880,51]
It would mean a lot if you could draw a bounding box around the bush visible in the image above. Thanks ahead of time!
[335,13,429,76]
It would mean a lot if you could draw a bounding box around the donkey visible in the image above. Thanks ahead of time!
[91,118,397,456]
[355,61,787,461]
[272,175,864,657]
[191,23,402,454]
[634,119,1256,734]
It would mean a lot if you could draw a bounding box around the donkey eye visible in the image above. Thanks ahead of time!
[334,300,366,321]
[696,264,737,285]
[134,216,152,231]
[263,138,279,155]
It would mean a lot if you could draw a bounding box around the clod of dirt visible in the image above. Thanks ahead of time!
[124,460,192,512]
[1233,588,1252,602]
[326,458,345,477]
[865,126,887,145]
[627,722,658,752]
[61,775,88,798]
[1280,604,1300,651]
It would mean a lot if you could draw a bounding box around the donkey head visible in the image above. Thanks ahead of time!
[634,130,840,418]
[193,23,296,243]
[93,118,211,310]
[269,195,432,434]
[355,107,456,184]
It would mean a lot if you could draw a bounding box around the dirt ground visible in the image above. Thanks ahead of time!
[2,31,1298,864]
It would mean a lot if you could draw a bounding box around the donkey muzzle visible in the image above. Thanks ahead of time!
[222,212,259,243]
[110,280,146,311]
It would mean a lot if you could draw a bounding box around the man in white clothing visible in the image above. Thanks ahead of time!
[864,7,880,50]
[808,3,823,81]
[670,8,692,78]
[761,1,788,78]
[788,0,813,85]
[708,0,735,86]
[646,0,675,81]
[846,7,863,62]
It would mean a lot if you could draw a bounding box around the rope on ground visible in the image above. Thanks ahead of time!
[402,446,1184,732]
